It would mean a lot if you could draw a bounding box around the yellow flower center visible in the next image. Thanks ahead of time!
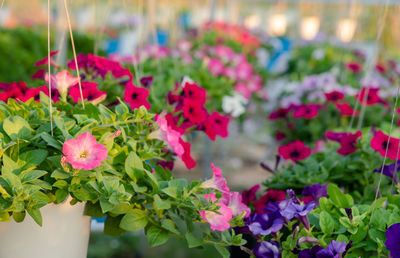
[79,150,88,159]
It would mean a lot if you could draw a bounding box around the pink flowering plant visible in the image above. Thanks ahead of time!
[0,95,248,255]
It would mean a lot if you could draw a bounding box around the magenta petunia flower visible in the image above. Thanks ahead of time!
[20,86,48,102]
[62,132,108,170]
[69,82,107,103]
[200,163,230,192]
[324,91,344,102]
[123,82,150,110]
[199,193,232,231]
[269,108,289,120]
[355,87,380,106]
[345,62,362,73]
[241,184,260,205]
[204,112,230,141]
[182,82,207,105]
[179,139,197,169]
[293,104,321,119]
[335,102,359,116]
[45,70,79,98]
[278,140,312,162]
[35,50,59,67]
[371,130,400,160]
[182,99,207,124]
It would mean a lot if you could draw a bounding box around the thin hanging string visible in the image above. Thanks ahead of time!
[63,0,85,109]
[367,0,392,229]
[47,0,54,136]
[93,0,97,55]
[122,0,140,86]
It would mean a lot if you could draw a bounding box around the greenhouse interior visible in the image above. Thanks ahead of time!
[1,0,400,257]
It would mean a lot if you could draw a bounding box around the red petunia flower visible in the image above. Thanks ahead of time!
[253,189,286,214]
[268,108,289,120]
[204,112,230,141]
[371,130,400,160]
[356,88,380,106]
[275,131,286,141]
[20,86,48,102]
[278,140,312,162]
[123,82,150,110]
[335,102,359,116]
[179,139,196,169]
[31,69,46,80]
[182,99,207,124]
[293,104,320,119]
[345,62,362,73]
[325,91,344,102]
[182,82,207,105]
[35,50,59,67]
[69,82,107,103]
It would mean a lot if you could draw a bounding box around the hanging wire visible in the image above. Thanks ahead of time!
[367,0,394,229]
[63,0,85,109]
[122,0,141,86]
[47,0,54,136]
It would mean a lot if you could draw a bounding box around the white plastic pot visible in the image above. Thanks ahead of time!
[0,198,91,258]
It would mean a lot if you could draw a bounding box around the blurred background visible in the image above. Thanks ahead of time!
[0,0,398,257]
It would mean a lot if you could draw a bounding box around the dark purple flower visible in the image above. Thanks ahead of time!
[263,201,281,213]
[302,184,328,203]
[140,76,153,88]
[241,184,260,205]
[316,240,346,258]
[247,211,284,236]
[298,245,323,258]
[385,223,400,258]
[374,161,400,184]
[253,241,281,258]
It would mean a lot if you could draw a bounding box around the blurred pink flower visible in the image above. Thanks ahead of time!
[200,163,230,192]
[221,192,251,218]
[208,58,225,76]
[156,113,184,157]
[62,132,108,170]
[46,70,79,97]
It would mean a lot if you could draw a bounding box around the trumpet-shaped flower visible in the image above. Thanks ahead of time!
[221,191,250,218]
[199,193,232,231]
[46,70,79,98]
[200,163,229,192]
[62,132,107,170]
[155,113,184,157]
[278,141,311,162]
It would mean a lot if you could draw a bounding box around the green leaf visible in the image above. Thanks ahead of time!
[18,150,48,170]
[27,208,42,226]
[327,184,353,208]
[215,245,230,258]
[154,194,171,210]
[146,226,169,247]
[104,215,126,236]
[20,170,47,183]
[320,210,335,235]
[40,132,62,150]
[3,116,31,140]
[12,211,26,222]
[185,232,203,248]
[51,170,70,179]
[162,187,178,199]
[125,152,144,180]
[161,219,180,235]
[120,209,148,231]
[85,202,104,218]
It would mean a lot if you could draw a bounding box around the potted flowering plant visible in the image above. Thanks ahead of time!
[0,81,249,257]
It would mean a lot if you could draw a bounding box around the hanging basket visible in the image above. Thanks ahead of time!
[0,198,91,258]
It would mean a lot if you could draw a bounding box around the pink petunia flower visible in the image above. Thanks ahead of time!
[371,130,400,160]
[123,82,150,110]
[155,113,184,157]
[324,91,344,102]
[355,88,380,106]
[345,62,362,73]
[221,191,251,218]
[208,58,224,76]
[199,193,232,231]
[45,70,79,98]
[293,104,321,119]
[335,102,359,116]
[200,163,230,192]
[62,132,108,170]
[236,61,253,81]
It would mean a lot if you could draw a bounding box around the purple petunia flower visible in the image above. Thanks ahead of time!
[298,245,323,258]
[385,223,400,258]
[316,240,346,258]
[374,161,400,184]
[279,200,316,219]
[247,211,284,236]
[253,241,281,258]
[302,184,328,203]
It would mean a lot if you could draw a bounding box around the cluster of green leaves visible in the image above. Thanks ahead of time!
[284,43,361,81]
[279,184,400,257]
[0,96,245,255]
[265,133,394,202]
[0,27,104,83]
